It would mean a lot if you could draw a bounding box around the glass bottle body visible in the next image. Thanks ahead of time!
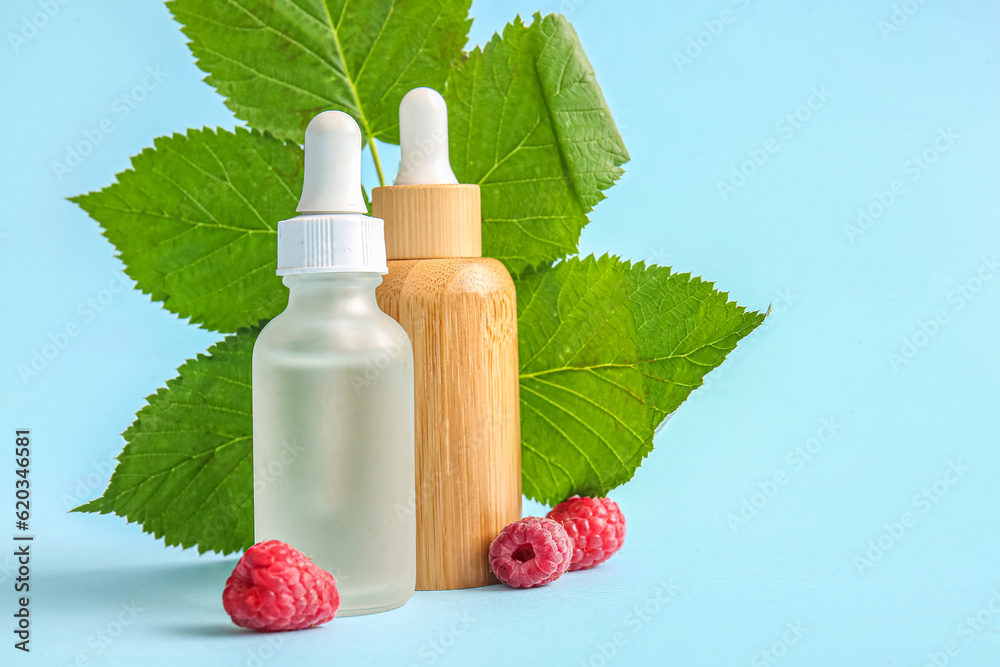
[253,273,415,616]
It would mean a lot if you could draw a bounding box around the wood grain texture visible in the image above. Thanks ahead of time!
[372,184,482,260]
[377,258,521,590]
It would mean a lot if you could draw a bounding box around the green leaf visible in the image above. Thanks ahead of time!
[71,128,300,333]
[515,255,765,504]
[74,328,259,555]
[167,0,473,145]
[447,14,629,274]
[70,7,765,553]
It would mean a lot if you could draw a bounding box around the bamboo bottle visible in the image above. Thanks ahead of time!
[372,88,521,590]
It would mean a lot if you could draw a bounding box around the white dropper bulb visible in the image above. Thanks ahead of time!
[395,87,459,186]
[297,110,368,214]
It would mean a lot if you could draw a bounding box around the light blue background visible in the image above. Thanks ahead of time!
[2,0,999,665]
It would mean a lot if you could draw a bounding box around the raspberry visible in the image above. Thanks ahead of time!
[488,517,573,588]
[223,540,340,632]
[547,496,625,571]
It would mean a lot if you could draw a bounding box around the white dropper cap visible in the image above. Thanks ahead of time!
[297,111,369,213]
[276,111,387,275]
[394,87,459,186]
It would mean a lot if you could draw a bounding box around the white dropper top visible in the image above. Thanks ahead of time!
[277,110,387,275]
[394,87,459,186]
[297,110,369,213]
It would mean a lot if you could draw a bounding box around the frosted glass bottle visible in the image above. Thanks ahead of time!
[251,110,415,616]
[253,273,415,616]
[253,273,416,616]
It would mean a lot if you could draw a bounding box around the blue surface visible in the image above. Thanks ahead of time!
[2,0,1000,665]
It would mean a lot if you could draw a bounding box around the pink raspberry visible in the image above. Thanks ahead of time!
[223,540,340,632]
[547,496,626,571]
[488,517,573,588]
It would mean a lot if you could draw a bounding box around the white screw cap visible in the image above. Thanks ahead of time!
[297,110,368,214]
[394,87,458,186]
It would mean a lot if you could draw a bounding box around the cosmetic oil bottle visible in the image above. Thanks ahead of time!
[372,88,521,590]
[253,110,416,615]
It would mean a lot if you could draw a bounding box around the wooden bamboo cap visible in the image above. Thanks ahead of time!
[371,184,481,260]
